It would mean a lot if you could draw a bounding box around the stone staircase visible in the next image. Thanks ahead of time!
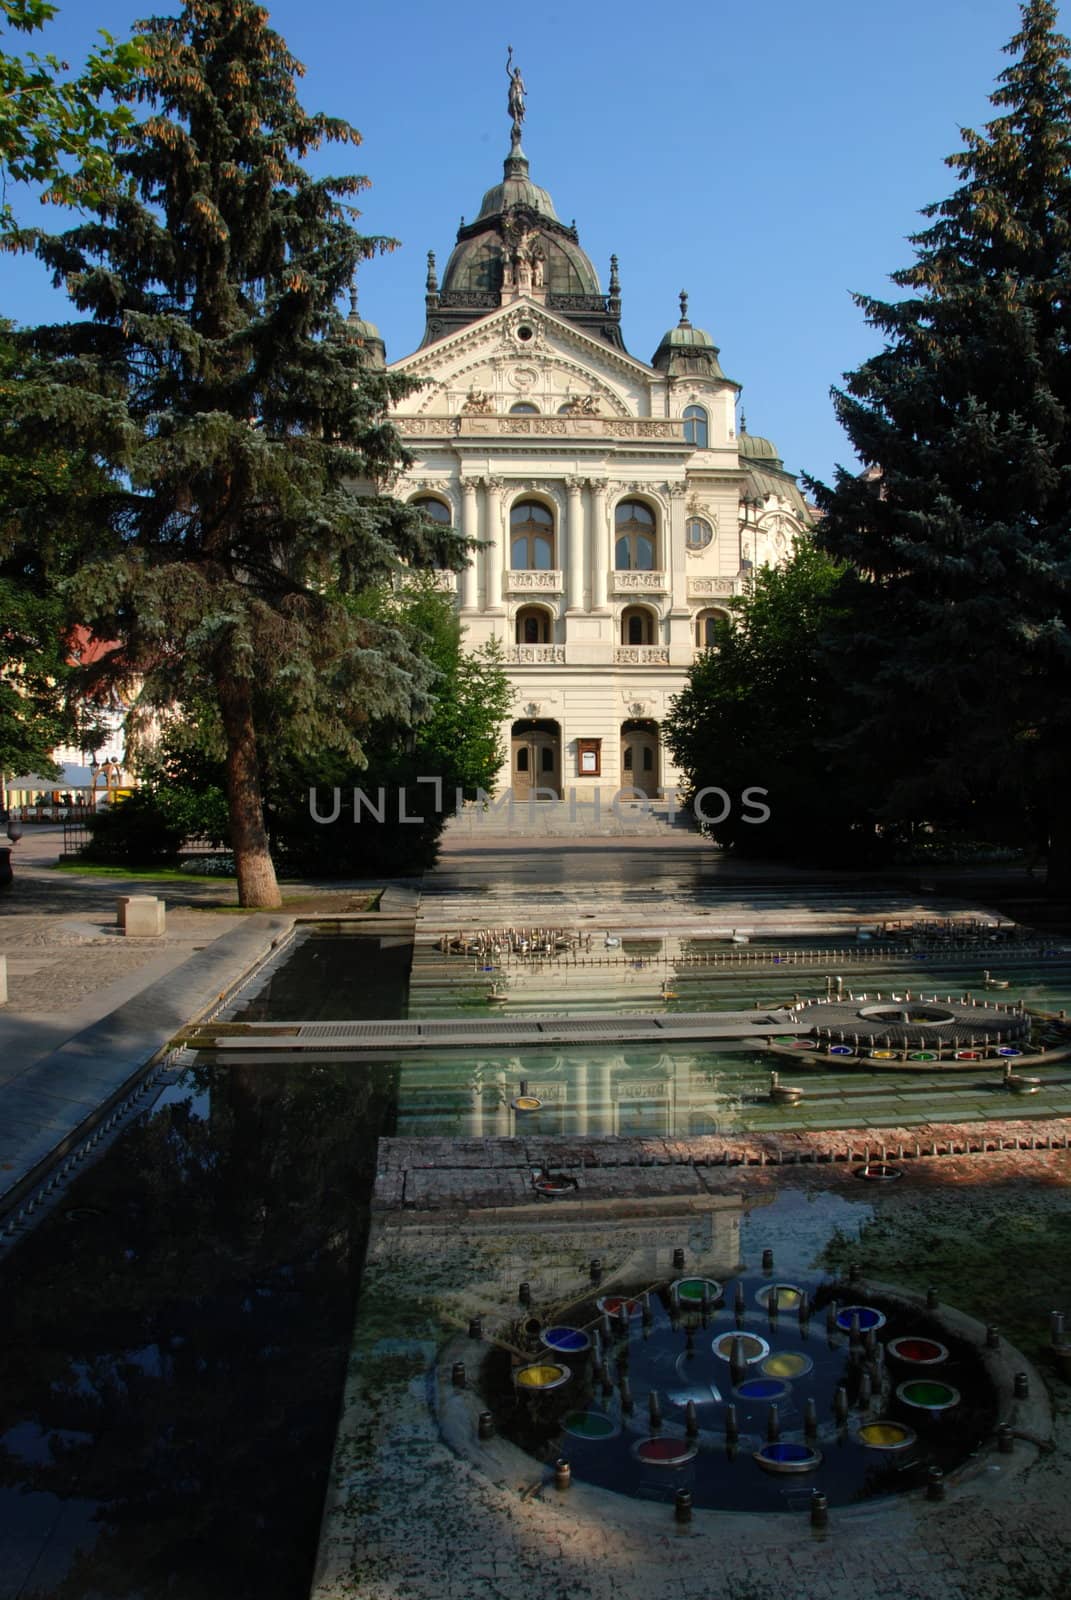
[440,795,696,840]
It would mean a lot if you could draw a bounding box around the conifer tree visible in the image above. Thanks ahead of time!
[813,0,1071,888]
[14,0,464,906]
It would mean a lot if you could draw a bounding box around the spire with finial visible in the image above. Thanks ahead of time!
[740,410,748,434]
[609,253,621,316]
[679,289,690,325]
[426,250,438,293]
[348,274,359,321]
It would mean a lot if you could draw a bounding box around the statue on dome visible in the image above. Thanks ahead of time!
[506,46,526,142]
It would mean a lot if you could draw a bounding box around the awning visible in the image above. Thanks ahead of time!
[5,765,97,791]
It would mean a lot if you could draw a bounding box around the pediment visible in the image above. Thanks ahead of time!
[390,299,656,420]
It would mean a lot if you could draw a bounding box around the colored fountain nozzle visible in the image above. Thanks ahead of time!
[804,1398,818,1437]
[619,1376,634,1413]
[590,1258,603,1284]
[554,1458,571,1491]
[673,1246,686,1269]
[601,1312,613,1340]
[858,1373,872,1409]
[641,1292,652,1323]
[926,1466,945,1501]
[648,1390,663,1428]
[478,1412,494,1440]
[767,1404,780,1442]
[518,1281,531,1305]
[729,1336,748,1388]
[468,1315,483,1340]
[826,1300,839,1334]
[617,1304,630,1335]
[833,1385,850,1424]
[762,1248,774,1271]
[926,1286,939,1309]
[849,1311,862,1345]
[986,1323,1000,1349]
[810,1490,829,1529]
[849,1261,861,1283]
[734,1282,746,1325]
[1014,1371,1029,1399]
[451,1362,466,1388]
[675,1488,692,1524]
[798,1291,811,1328]
[685,1400,699,1437]
[1051,1310,1066,1346]
[998,1423,1014,1454]
[725,1403,739,1443]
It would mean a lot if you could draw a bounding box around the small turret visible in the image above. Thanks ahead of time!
[651,290,734,380]
[344,275,386,369]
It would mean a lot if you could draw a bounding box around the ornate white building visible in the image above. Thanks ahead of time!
[353,70,811,801]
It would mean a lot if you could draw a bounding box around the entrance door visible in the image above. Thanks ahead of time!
[511,723,561,799]
[621,726,659,797]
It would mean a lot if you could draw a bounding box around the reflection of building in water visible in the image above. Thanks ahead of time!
[457,1050,739,1138]
[428,1197,751,1331]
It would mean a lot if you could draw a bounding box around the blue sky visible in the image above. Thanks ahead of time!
[3,0,1058,486]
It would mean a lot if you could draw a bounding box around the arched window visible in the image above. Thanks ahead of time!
[509,402,539,415]
[695,608,728,649]
[686,517,714,551]
[621,606,655,645]
[683,405,709,448]
[516,606,551,644]
[411,494,452,525]
[510,500,555,570]
[614,500,656,571]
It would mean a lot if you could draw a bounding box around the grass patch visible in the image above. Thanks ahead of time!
[52,860,235,883]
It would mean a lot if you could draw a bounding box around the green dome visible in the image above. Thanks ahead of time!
[739,432,783,467]
[343,283,385,368]
[476,147,559,222]
[651,292,731,379]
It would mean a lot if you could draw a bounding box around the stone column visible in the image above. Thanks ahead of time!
[460,477,479,610]
[484,476,505,611]
[565,476,585,611]
[591,479,610,610]
[667,481,689,613]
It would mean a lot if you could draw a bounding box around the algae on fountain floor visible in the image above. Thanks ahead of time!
[818,1171,1071,1368]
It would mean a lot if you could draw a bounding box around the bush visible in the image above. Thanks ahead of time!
[83,793,185,865]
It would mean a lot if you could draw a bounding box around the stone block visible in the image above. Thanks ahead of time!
[121,896,165,937]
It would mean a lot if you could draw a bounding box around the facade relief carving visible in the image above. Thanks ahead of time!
[560,393,601,416]
[461,389,495,415]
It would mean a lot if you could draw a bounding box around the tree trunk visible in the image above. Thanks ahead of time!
[216,667,281,909]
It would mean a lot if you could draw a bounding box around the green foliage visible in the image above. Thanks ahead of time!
[811,0,1071,886]
[11,1,469,905]
[663,541,865,858]
[83,790,184,864]
[0,1,144,230]
[268,581,511,876]
[0,320,112,774]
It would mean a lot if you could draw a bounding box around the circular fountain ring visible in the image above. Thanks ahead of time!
[887,1336,948,1367]
[633,1437,697,1467]
[756,1282,806,1311]
[858,1420,917,1451]
[540,1327,591,1355]
[672,1276,721,1307]
[515,1362,571,1392]
[711,1331,770,1364]
[835,1305,887,1333]
[896,1379,961,1412]
[754,1441,823,1474]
